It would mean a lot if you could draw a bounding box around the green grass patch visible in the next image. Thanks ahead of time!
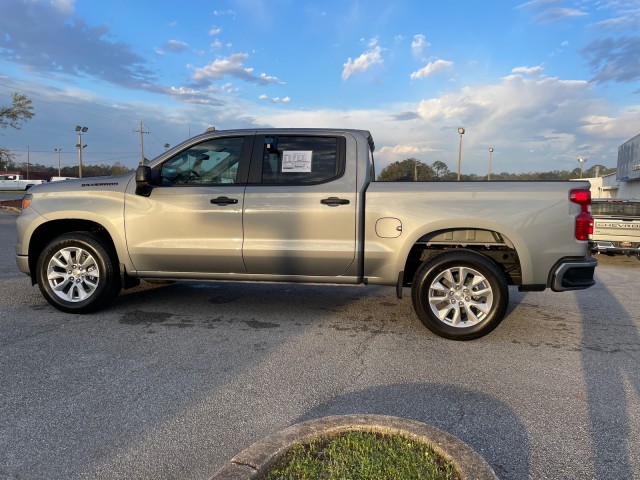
[262,430,460,480]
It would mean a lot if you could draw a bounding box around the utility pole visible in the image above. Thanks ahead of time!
[27,145,30,179]
[488,147,494,181]
[134,121,149,165]
[75,126,88,178]
[457,128,465,181]
[55,148,62,177]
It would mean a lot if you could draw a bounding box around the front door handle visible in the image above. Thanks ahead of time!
[210,196,239,206]
[321,197,350,207]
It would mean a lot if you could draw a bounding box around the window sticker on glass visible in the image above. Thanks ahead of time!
[282,150,313,173]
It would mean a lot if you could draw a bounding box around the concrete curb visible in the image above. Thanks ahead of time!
[211,414,497,480]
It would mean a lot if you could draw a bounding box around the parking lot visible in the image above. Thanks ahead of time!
[0,207,639,480]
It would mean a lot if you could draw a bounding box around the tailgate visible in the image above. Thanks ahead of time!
[592,217,640,241]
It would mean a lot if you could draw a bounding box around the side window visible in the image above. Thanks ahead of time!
[261,136,340,184]
[160,137,244,185]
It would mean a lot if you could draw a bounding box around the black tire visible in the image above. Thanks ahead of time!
[36,233,122,313]
[411,250,508,340]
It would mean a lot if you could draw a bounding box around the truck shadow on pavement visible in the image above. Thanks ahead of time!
[577,273,640,479]
[297,383,529,479]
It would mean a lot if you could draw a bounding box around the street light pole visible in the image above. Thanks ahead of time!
[457,127,465,181]
[488,147,494,181]
[578,157,588,178]
[54,148,62,177]
[75,126,88,178]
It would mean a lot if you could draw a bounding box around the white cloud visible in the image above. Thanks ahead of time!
[519,2,587,23]
[213,9,236,17]
[50,0,75,14]
[511,65,545,76]
[193,54,249,80]
[342,44,383,80]
[410,59,453,79]
[209,27,222,36]
[161,39,189,53]
[581,110,640,139]
[192,53,283,85]
[259,95,291,104]
[411,34,430,56]
[378,143,436,157]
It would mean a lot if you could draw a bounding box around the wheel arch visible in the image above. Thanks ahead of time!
[28,219,121,284]
[399,223,533,289]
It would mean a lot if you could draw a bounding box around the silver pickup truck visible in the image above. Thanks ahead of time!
[15,128,596,340]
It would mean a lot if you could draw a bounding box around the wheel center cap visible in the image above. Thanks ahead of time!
[72,268,83,277]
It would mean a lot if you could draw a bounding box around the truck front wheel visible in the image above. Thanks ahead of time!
[36,233,122,313]
[411,251,508,340]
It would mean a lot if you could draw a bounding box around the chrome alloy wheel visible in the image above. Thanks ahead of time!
[428,266,494,327]
[46,247,100,302]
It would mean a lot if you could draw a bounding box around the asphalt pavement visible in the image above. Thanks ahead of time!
[0,208,638,479]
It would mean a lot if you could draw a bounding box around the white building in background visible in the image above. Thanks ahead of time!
[582,133,640,200]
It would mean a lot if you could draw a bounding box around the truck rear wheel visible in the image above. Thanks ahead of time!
[36,233,121,313]
[411,251,508,340]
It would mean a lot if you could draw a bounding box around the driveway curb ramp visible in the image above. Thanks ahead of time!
[210,414,497,479]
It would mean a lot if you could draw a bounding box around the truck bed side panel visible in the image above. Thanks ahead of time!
[364,181,589,286]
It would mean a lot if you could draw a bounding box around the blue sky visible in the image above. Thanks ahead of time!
[1,0,639,175]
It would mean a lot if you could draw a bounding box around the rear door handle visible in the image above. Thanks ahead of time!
[321,197,350,207]
[210,196,239,206]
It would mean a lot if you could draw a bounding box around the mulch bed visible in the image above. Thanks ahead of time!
[0,200,21,209]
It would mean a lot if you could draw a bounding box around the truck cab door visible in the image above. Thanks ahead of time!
[242,134,357,277]
[124,135,253,275]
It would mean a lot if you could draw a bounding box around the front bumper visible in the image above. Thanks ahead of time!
[16,254,30,276]
[550,256,597,292]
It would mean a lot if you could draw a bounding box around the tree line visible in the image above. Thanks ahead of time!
[2,160,133,179]
[377,158,616,181]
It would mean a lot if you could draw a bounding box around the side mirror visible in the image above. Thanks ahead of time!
[135,165,152,197]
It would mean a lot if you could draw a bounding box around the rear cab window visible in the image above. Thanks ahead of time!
[248,135,345,185]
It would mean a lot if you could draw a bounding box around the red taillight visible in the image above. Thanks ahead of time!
[570,189,592,241]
